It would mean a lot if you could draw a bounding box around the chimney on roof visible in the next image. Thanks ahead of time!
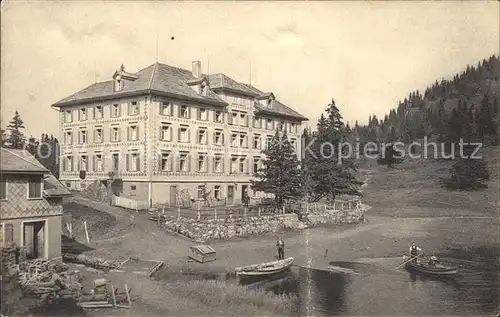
[192,61,201,78]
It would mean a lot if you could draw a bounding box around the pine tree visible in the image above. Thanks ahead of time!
[303,99,362,202]
[5,111,26,149]
[251,130,303,210]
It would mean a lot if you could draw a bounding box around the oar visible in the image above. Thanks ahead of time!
[397,253,424,268]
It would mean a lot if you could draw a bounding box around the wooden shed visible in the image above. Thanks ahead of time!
[188,245,216,263]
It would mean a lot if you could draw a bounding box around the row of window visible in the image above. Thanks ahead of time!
[64,102,299,133]
[0,176,43,200]
[62,153,264,174]
[64,124,298,150]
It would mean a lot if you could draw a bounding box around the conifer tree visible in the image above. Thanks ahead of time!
[251,130,303,210]
[5,110,26,149]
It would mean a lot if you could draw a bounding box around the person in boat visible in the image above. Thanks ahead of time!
[409,242,423,264]
[427,256,438,267]
[276,237,285,260]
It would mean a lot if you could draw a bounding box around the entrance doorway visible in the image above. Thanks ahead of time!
[227,185,234,205]
[23,220,46,259]
[170,185,177,206]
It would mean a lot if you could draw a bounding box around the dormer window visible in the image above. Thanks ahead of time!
[112,64,138,92]
[114,76,123,92]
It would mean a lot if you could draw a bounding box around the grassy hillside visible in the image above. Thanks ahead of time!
[359,146,499,217]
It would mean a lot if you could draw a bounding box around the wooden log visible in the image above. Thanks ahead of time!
[115,304,131,309]
[147,261,164,277]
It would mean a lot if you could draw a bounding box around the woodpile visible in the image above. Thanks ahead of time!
[62,253,121,271]
[7,258,83,302]
[77,279,132,309]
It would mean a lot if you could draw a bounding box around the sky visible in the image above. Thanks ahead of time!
[1,1,499,138]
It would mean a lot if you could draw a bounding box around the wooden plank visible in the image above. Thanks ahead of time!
[80,304,113,309]
[79,301,110,305]
[117,257,131,269]
[111,284,117,308]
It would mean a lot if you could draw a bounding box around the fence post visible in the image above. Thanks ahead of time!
[177,204,181,221]
[83,221,90,243]
[258,207,261,217]
[324,203,327,212]
[198,209,201,221]
[333,201,336,210]
[214,207,217,220]
[244,206,247,218]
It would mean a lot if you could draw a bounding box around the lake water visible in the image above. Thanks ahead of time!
[251,254,498,316]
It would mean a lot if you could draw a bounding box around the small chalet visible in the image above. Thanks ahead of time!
[0,148,71,260]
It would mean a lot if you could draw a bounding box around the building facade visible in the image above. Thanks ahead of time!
[52,61,307,207]
[0,148,71,260]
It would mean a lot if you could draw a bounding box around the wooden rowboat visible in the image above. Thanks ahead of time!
[235,257,294,277]
[403,256,458,276]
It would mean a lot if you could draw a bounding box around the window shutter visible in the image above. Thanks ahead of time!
[187,154,191,172]
[197,109,201,120]
[176,154,180,172]
[62,157,66,171]
[126,154,130,171]
[187,129,191,143]
[187,107,191,119]
[168,127,172,141]
[136,126,139,140]
[92,155,96,172]
[196,129,199,144]
[245,115,249,127]
[5,223,14,246]
[178,128,181,142]
[136,155,140,171]
[221,133,225,146]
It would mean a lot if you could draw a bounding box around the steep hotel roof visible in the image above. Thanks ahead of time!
[53,62,307,121]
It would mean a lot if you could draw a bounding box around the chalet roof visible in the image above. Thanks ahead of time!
[0,148,48,173]
[43,174,72,197]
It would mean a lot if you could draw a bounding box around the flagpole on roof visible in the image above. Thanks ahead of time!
[156,33,159,62]
[249,59,252,85]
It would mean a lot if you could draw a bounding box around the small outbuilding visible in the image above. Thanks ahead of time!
[188,245,216,263]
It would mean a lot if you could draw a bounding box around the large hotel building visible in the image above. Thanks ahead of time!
[52,61,307,207]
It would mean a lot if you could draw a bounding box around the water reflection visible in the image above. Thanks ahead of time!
[246,257,497,316]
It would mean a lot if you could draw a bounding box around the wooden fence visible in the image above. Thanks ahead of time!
[152,198,361,221]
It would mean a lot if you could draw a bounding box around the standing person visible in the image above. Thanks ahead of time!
[409,242,423,264]
[276,237,285,260]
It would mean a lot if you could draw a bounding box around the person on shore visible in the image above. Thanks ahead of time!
[276,237,285,260]
[409,242,423,264]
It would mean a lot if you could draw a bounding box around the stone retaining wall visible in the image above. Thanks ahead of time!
[165,213,306,242]
[161,204,368,242]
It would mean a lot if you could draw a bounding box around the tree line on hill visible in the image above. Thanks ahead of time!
[352,54,499,190]
[1,110,60,178]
